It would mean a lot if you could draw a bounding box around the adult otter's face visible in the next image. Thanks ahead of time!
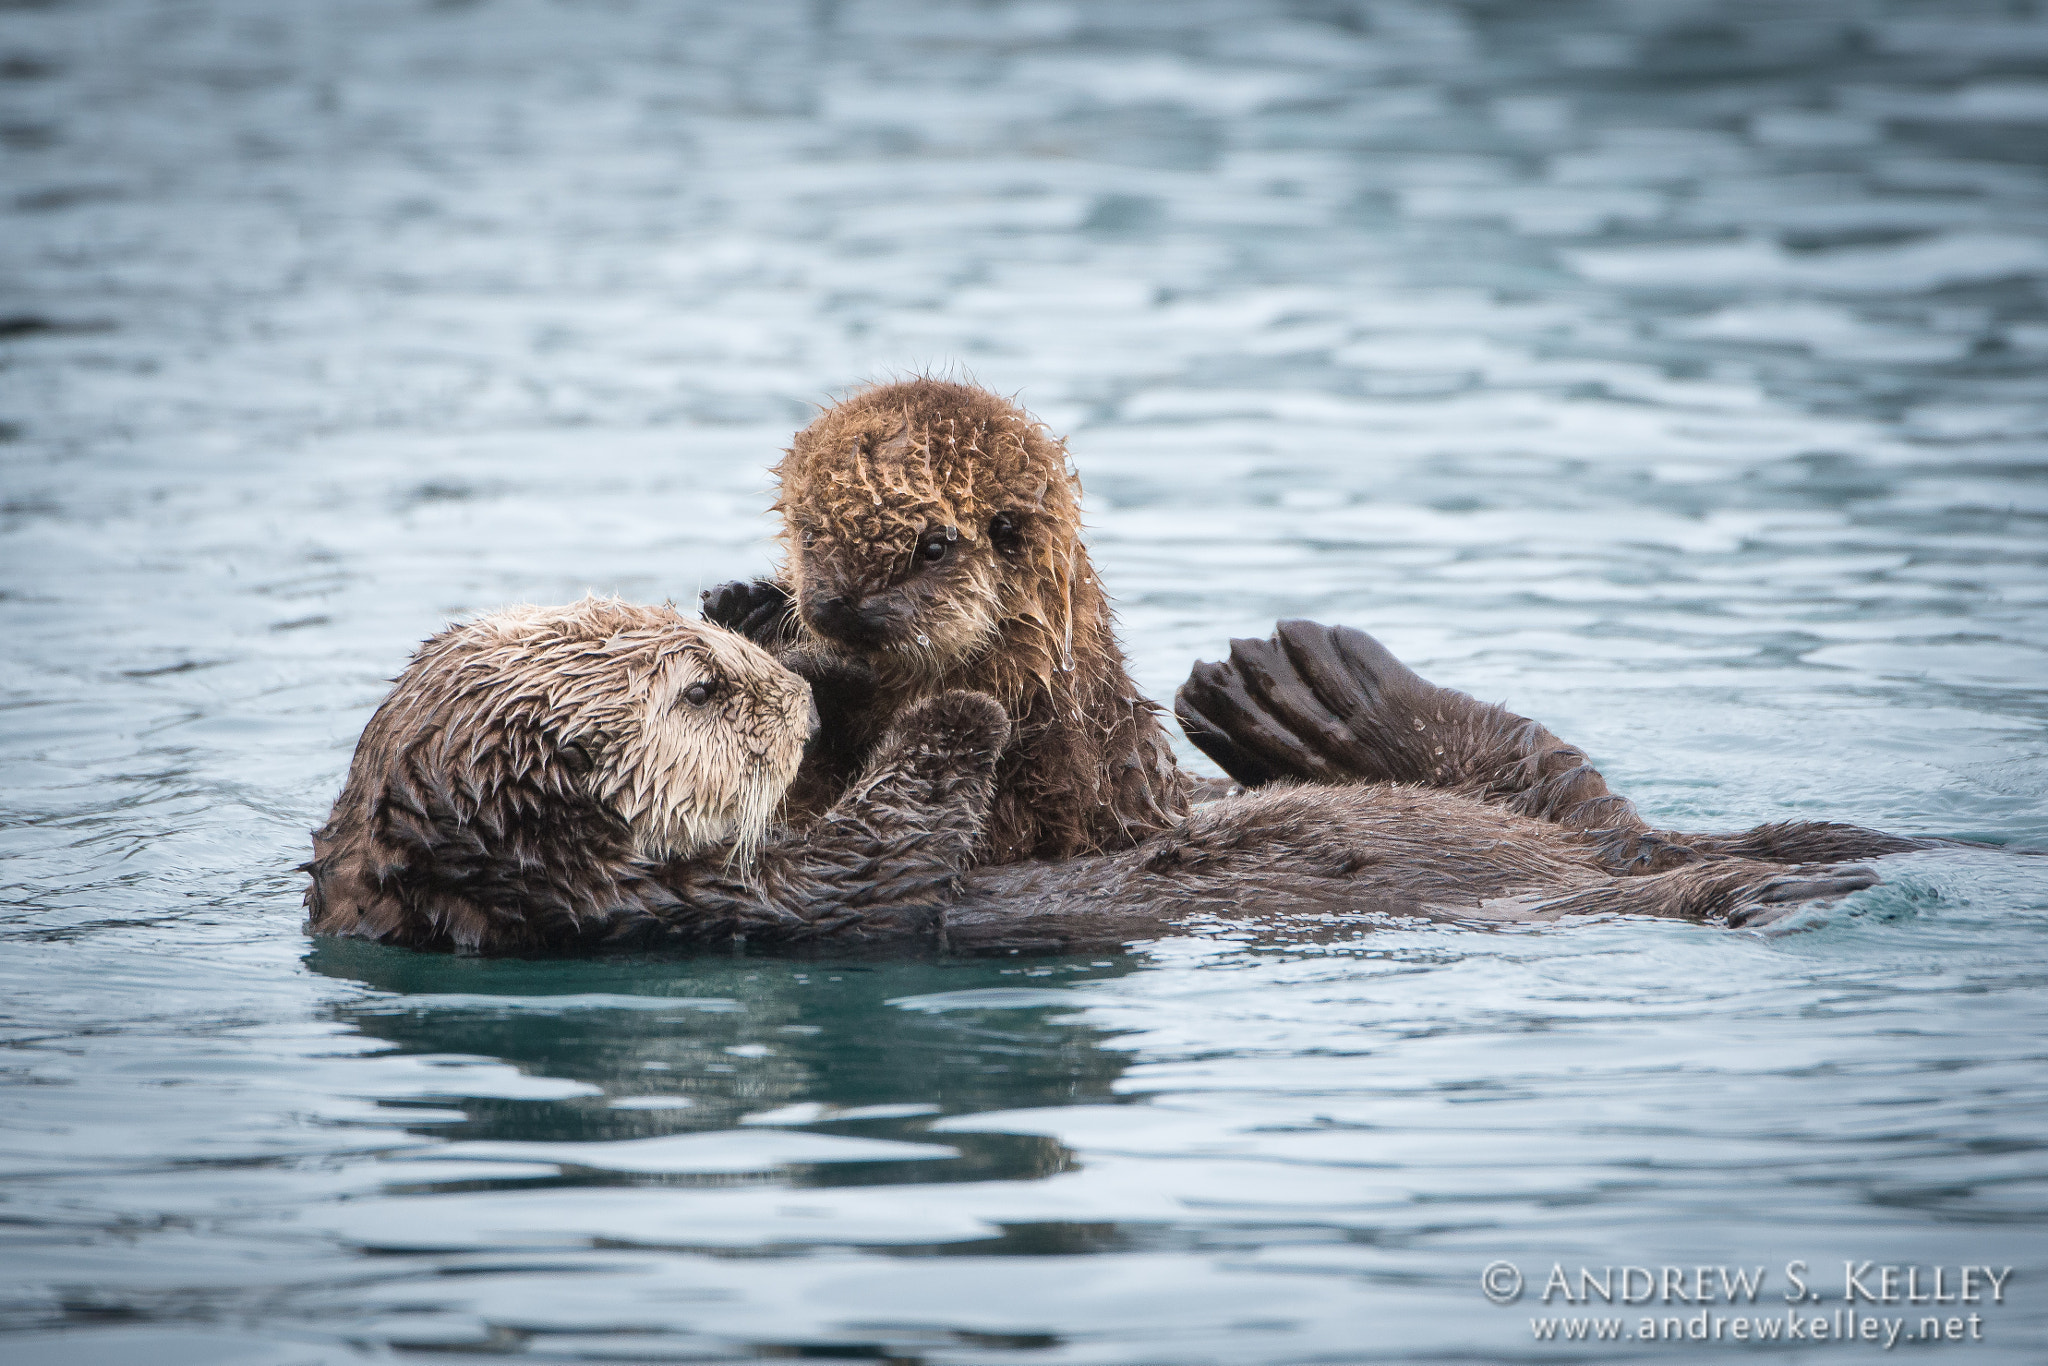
[446,600,814,862]
[773,379,1087,681]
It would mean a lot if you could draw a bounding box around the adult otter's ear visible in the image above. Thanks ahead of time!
[700,578,795,645]
[987,511,1025,555]
[557,732,605,779]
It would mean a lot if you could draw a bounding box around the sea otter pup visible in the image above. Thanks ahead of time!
[701,378,1188,863]
[304,604,1902,958]
[303,599,1008,954]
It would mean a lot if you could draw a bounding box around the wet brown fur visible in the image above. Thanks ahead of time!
[307,606,1913,959]
[303,599,1008,954]
[739,378,1189,862]
[936,622,1933,954]
[947,783,1883,954]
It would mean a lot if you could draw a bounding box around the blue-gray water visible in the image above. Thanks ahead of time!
[4,1,2047,1362]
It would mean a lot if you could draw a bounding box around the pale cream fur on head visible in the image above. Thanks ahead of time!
[444,597,813,864]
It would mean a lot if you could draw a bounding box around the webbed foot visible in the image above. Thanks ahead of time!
[1175,620,1642,834]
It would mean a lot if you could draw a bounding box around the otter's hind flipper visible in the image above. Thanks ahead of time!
[1177,621,1424,787]
[1176,620,1648,834]
[1175,621,1933,875]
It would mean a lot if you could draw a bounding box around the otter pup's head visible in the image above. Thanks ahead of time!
[353,599,814,866]
[774,378,1088,684]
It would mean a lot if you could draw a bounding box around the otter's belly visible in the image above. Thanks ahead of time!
[944,783,1611,953]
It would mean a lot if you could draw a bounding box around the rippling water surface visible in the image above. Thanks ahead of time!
[4,1,2047,1361]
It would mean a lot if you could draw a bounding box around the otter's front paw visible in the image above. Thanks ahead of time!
[700,579,793,644]
[775,647,877,728]
[894,690,1011,766]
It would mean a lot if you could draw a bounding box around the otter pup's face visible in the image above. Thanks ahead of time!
[785,501,1020,665]
[430,600,814,862]
[774,379,1087,682]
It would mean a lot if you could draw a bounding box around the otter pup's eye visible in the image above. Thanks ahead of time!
[682,680,719,708]
[917,527,957,565]
[988,511,1023,553]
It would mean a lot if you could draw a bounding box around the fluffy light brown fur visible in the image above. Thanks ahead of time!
[733,378,1188,863]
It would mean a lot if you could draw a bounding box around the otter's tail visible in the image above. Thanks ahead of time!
[1173,620,1930,868]
[1532,860,1883,928]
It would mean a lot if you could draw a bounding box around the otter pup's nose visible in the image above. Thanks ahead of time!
[806,593,892,649]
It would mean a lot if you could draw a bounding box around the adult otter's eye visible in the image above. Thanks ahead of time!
[917,527,957,565]
[988,511,1023,554]
[683,680,719,708]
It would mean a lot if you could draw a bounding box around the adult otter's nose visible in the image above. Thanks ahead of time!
[805,593,893,649]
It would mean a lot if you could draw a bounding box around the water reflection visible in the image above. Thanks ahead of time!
[312,939,1131,1184]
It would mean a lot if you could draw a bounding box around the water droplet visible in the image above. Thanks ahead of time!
[915,633,930,647]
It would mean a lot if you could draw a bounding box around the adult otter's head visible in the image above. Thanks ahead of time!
[774,379,1090,686]
[333,598,812,878]
[307,599,817,950]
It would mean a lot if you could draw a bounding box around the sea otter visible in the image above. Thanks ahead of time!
[304,603,1906,957]
[700,378,1188,863]
[302,598,1008,954]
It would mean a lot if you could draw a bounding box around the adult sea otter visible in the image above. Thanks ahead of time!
[303,604,1918,956]
[302,599,1007,953]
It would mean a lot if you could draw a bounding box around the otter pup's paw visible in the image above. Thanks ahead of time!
[891,690,1011,769]
[774,647,877,729]
[700,578,794,644]
[1725,864,1881,928]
